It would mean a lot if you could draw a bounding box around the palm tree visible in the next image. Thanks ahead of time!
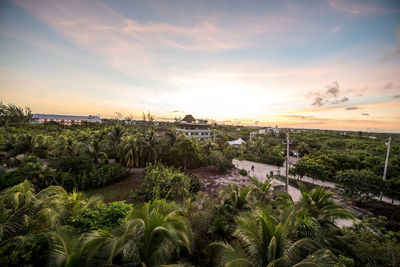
[219,184,253,212]
[296,183,354,227]
[107,125,126,151]
[118,135,142,168]
[250,178,272,204]
[81,139,108,164]
[52,136,77,157]
[8,134,49,158]
[86,200,191,266]
[212,207,338,266]
[46,226,86,267]
[0,181,101,242]
[0,180,66,241]
[143,130,159,163]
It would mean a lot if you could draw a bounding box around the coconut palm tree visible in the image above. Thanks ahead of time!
[143,130,159,163]
[52,136,77,157]
[0,180,66,241]
[107,125,126,152]
[296,182,354,227]
[250,178,272,204]
[0,181,101,242]
[219,184,253,212]
[85,200,191,266]
[118,135,142,168]
[81,139,108,164]
[9,134,49,158]
[212,207,339,267]
[46,226,86,267]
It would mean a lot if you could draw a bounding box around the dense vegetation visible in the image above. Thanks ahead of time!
[0,103,399,266]
[289,130,400,204]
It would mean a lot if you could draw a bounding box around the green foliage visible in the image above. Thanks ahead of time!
[188,174,203,193]
[239,168,248,176]
[0,169,24,190]
[0,235,49,267]
[136,163,192,201]
[212,207,340,267]
[68,201,133,232]
[336,169,383,203]
[0,102,32,126]
[84,199,191,266]
[170,137,203,170]
[341,216,400,267]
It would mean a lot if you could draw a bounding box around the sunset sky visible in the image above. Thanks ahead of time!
[0,0,400,132]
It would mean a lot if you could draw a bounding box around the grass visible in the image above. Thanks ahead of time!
[85,168,144,203]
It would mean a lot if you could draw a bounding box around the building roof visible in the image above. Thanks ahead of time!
[33,114,101,121]
[227,138,246,146]
[182,114,196,123]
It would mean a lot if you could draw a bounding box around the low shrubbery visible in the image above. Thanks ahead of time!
[239,168,248,175]
[0,155,128,191]
[68,201,133,232]
[136,163,202,202]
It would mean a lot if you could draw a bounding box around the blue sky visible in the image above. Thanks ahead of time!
[0,0,400,131]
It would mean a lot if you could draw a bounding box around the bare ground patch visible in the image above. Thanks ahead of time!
[185,166,252,197]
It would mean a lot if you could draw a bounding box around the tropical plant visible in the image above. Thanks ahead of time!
[81,139,108,164]
[118,135,142,168]
[296,182,354,227]
[211,207,339,266]
[219,183,253,212]
[85,200,191,266]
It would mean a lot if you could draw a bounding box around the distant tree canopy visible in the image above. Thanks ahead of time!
[0,102,32,126]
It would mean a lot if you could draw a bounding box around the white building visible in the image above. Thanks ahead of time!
[33,114,102,126]
[176,114,212,140]
[227,138,246,147]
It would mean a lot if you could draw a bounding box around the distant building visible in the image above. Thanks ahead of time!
[33,114,102,126]
[177,114,212,140]
[227,138,246,147]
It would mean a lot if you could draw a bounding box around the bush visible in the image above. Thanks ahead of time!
[88,163,129,188]
[0,170,23,190]
[136,163,191,202]
[218,158,234,173]
[0,166,5,176]
[189,174,203,193]
[239,169,248,176]
[51,156,94,175]
[68,201,133,232]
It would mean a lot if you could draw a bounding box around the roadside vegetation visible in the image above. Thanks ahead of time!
[0,102,399,266]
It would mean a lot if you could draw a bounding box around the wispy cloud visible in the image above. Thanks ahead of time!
[327,0,394,15]
[379,25,400,63]
[345,106,359,110]
[330,25,342,34]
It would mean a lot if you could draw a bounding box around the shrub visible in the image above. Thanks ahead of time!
[218,158,234,173]
[136,163,191,202]
[239,169,248,176]
[68,201,133,232]
[0,170,23,190]
[51,156,94,175]
[189,174,203,193]
[0,166,5,176]
[88,163,128,188]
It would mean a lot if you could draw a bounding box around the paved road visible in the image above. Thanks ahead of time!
[234,159,399,205]
[233,159,357,227]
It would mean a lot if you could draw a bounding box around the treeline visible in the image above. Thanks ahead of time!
[289,131,400,203]
[0,112,236,191]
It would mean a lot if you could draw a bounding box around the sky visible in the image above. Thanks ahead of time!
[0,0,400,132]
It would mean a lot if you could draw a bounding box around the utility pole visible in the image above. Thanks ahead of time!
[285,130,290,192]
[380,137,391,201]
